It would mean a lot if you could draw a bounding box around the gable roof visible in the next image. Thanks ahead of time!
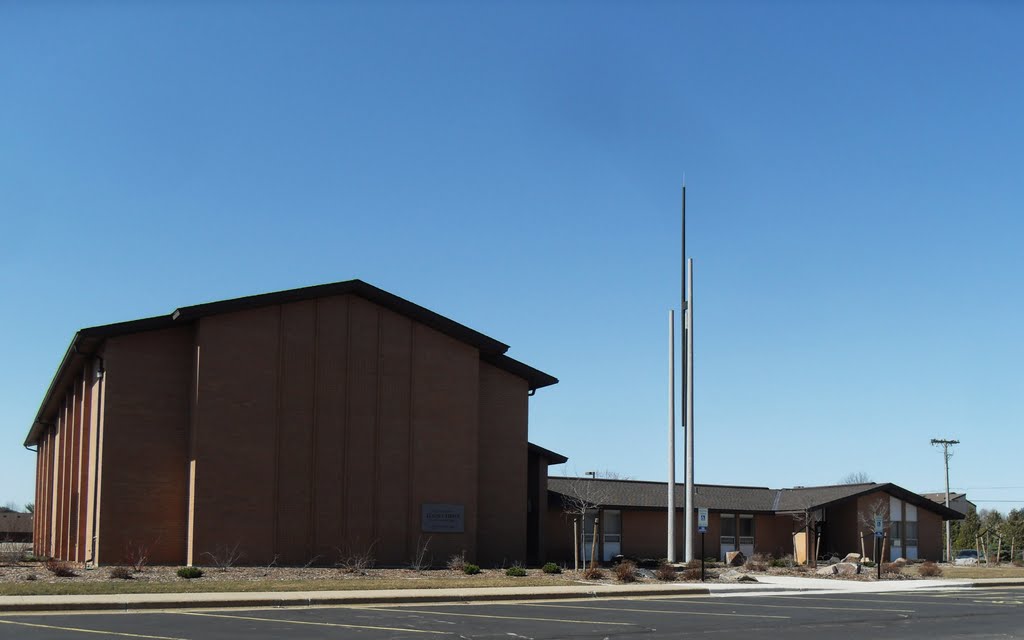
[547,477,965,520]
[26,279,557,446]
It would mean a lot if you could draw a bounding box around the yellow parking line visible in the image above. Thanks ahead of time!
[175,611,449,634]
[640,597,913,613]
[354,606,634,626]
[523,602,789,619]
[0,618,187,639]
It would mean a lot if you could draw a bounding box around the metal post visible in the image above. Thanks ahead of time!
[680,183,690,562]
[701,532,705,582]
[684,258,695,562]
[667,310,676,563]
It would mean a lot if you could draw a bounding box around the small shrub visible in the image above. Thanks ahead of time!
[0,541,24,566]
[583,566,605,580]
[505,564,527,577]
[862,560,876,568]
[918,561,942,577]
[109,566,134,580]
[409,536,432,571]
[614,560,637,583]
[447,551,467,572]
[745,559,767,572]
[201,543,244,571]
[177,566,203,579]
[655,563,677,582]
[463,563,481,575]
[769,557,788,568]
[685,559,701,570]
[45,559,77,578]
[881,562,901,575]
[123,541,149,573]
[542,562,561,574]
[681,567,702,581]
[24,573,37,581]
[336,541,377,575]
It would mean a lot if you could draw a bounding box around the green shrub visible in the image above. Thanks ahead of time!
[542,562,561,574]
[505,564,527,577]
[177,566,203,579]
[463,563,481,575]
[862,560,876,568]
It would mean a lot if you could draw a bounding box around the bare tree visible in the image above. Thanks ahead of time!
[839,472,873,485]
[857,497,892,562]
[559,475,613,571]
[790,506,823,568]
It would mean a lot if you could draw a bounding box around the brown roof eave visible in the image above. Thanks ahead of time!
[797,484,966,521]
[25,315,173,447]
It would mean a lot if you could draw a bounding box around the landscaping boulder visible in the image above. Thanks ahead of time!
[720,569,758,583]
[835,562,859,576]
[726,551,746,567]
[816,564,838,575]
[842,553,861,564]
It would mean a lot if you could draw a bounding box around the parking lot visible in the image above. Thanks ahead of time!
[0,587,1021,639]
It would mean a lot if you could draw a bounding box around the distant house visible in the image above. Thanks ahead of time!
[0,512,33,543]
[547,478,964,564]
[921,492,976,515]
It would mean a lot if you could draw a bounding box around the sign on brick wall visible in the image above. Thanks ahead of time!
[421,504,465,533]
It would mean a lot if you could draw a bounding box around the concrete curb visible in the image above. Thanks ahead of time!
[1,577,1020,614]
[0,585,712,613]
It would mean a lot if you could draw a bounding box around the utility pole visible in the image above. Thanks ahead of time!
[930,438,960,563]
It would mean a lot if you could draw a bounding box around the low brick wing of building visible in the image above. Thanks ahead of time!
[547,477,964,563]
[0,512,33,543]
[25,279,562,567]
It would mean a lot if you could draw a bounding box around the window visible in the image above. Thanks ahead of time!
[905,521,918,545]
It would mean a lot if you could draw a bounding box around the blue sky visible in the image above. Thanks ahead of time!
[2,1,1022,513]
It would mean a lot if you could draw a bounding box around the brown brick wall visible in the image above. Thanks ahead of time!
[476,362,528,565]
[99,328,193,565]
[754,514,793,559]
[188,294,498,566]
[545,504,576,566]
[917,507,943,561]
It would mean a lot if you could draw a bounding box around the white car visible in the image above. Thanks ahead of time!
[954,549,979,566]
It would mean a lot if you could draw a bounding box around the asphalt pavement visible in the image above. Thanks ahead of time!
[1,586,1022,639]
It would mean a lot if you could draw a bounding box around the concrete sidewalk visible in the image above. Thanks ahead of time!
[1,577,1020,614]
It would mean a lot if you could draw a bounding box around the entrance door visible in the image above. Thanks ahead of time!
[739,514,755,558]
[719,513,736,561]
[602,510,621,560]
[580,509,622,563]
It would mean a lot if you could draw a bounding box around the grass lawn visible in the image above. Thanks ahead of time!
[923,564,1024,579]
